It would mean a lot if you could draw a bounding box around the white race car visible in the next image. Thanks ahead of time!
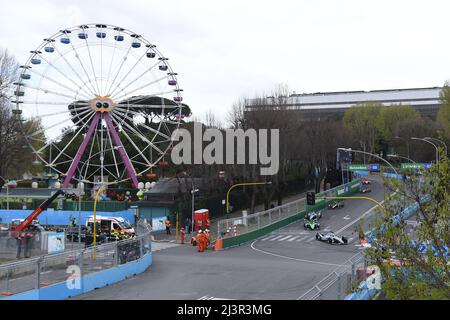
[316,232,348,245]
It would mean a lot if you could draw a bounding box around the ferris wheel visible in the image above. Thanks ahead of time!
[12,23,188,188]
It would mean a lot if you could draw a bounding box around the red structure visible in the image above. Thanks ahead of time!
[193,209,209,231]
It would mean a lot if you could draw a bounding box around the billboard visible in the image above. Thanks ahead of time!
[48,232,65,254]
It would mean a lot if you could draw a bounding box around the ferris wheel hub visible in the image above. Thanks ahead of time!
[90,95,116,113]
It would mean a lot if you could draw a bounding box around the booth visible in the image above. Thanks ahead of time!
[193,209,209,231]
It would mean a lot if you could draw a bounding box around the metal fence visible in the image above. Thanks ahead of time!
[0,222,151,296]
[298,251,368,300]
[217,199,306,238]
[217,179,361,238]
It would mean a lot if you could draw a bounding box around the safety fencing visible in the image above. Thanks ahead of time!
[217,179,361,249]
[298,251,368,300]
[0,222,152,299]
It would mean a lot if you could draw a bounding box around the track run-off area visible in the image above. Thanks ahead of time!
[74,177,385,300]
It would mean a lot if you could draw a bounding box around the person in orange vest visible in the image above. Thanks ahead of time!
[204,228,210,249]
[180,227,185,244]
[225,227,230,237]
[197,230,205,252]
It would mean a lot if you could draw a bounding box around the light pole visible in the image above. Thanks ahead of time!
[226,181,272,214]
[77,181,84,244]
[191,188,199,233]
[387,154,417,164]
[411,137,439,165]
[337,148,398,176]
[424,137,447,156]
[394,136,410,160]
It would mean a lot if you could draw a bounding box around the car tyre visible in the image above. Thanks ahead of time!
[316,233,320,240]
[328,238,332,244]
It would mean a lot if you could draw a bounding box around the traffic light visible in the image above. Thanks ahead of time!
[306,192,315,205]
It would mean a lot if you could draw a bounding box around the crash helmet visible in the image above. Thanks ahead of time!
[198,230,203,234]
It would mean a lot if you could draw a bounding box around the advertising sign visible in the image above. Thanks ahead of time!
[401,163,431,170]
[48,232,65,254]
[152,218,165,231]
[349,164,368,171]
[368,164,380,172]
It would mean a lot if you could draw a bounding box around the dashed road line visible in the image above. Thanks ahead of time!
[269,235,284,241]
[278,235,293,241]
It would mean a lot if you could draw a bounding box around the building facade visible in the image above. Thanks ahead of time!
[244,87,442,120]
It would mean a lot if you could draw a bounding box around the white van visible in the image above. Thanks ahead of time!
[86,216,135,236]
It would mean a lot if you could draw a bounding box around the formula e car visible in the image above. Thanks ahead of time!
[304,217,320,230]
[361,178,371,185]
[360,186,372,193]
[305,211,322,220]
[315,231,348,245]
[328,201,344,209]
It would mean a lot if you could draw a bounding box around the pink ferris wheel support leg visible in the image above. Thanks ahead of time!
[62,112,101,189]
[103,113,139,188]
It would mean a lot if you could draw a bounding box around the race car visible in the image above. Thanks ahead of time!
[315,231,348,245]
[328,201,344,209]
[305,211,322,220]
[304,217,320,230]
[361,178,371,185]
[360,186,372,193]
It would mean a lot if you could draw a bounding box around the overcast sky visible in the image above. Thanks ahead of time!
[1,0,449,124]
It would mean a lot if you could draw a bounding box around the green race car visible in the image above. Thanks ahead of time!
[304,217,320,230]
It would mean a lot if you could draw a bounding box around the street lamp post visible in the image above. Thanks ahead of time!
[226,181,272,214]
[424,137,447,156]
[394,136,410,160]
[411,137,439,165]
[387,154,417,164]
[337,148,399,176]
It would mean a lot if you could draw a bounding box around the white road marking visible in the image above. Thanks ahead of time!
[250,241,345,267]
[278,235,293,241]
[198,295,234,300]
[296,236,308,242]
[343,215,351,220]
[287,236,301,241]
[269,235,284,241]
[324,226,331,231]
[261,235,277,241]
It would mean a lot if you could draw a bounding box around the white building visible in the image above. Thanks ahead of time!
[244,87,442,119]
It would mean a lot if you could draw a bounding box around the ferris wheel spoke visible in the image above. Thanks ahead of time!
[33,52,94,99]
[111,107,170,141]
[47,40,97,97]
[57,35,98,96]
[19,82,79,100]
[79,26,101,95]
[50,112,97,165]
[105,118,122,179]
[108,50,151,98]
[111,76,170,102]
[108,113,153,165]
[26,68,91,101]
[16,100,88,106]
[82,128,97,180]
[105,45,133,95]
[104,29,121,98]
[29,108,93,139]
[85,166,101,181]
[37,107,90,119]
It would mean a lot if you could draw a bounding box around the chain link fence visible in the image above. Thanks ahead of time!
[298,251,370,300]
[0,221,151,297]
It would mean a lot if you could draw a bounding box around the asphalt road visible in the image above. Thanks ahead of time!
[74,177,386,300]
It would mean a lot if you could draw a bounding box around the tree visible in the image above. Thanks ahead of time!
[364,152,450,299]
[0,48,46,180]
[343,102,382,162]
[437,83,450,146]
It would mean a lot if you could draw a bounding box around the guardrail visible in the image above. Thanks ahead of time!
[298,252,367,300]
[217,179,361,249]
[0,222,152,299]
